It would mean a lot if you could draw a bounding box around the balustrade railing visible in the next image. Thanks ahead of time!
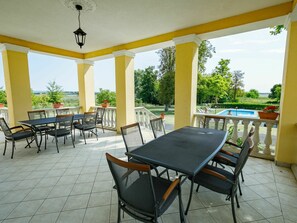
[91,106,117,130]
[135,107,158,129]
[0,107,9,123]
[193,113,278,160]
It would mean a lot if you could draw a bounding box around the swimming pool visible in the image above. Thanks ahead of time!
[217,109,258,117]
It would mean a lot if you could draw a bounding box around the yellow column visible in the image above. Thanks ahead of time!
[113,50,135,132]
[275,16,297,165]
[76,60,95,112]
[0,43,32,126]
[173,35,200,129]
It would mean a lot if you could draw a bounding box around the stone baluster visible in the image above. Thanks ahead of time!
[214,118,219,130]
[264,121,274,155]
[242,120,250,140]
[251,121,261,155]
[232,119,239,142]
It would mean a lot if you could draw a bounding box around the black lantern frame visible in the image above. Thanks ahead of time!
[73,4,87,48]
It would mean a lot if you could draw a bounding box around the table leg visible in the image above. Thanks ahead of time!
[185,179,194,215]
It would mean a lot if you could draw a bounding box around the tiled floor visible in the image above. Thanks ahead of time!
[0,129,296,223]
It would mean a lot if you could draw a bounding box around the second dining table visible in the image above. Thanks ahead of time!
[127,126,228,214]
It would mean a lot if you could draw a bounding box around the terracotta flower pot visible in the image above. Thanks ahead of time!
[53,103,64,108]
[258,111,279,120]
[160,113,165,119]
[101,103,109,108]
[0,103,4,108]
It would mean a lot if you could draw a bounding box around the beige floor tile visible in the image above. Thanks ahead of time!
[186,208,216,223]
[247,199,282,219]
[76,174,96,184]
[0,203,19,220]
[92,181,113,193]
[2,216,31,223]
[207,205,241,223]
[47,184,73,198]
[63,168,82,176]
[36,177,60,187]
[88,192,111,207]
[70,182,93,195]
[56,209,85,223]
[83,206,110,223]
[29,212,59,223]
[13,179,41,190]
[63,194,90,211]
[56,175,79,185]
[36,197,67,214]
[236,202,265,222]
[249,183,278,199]
[24,187,53,201]
[0,189,31,204]
[7,200,44,219]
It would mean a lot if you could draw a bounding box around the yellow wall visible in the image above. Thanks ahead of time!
[2,50,32,126]
[115,54,135,132]
[175,42,198,129]
[77,62,95,112]
[275,21,297,164]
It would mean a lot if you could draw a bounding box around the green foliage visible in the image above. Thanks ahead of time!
[134,69,144,100]
[46,81,64,103]
[96,88,116,106]
[270,25,286,35]
[157,47,175,76]
[198,40,216,73]
[158,72,175,111]
[0,87,7,105]
[32,93,49,108]
[245,89,259,99]
[212,103,274,110]
[231,70,244,101]
[268,84,282,102]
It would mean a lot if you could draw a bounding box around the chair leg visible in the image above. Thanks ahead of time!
[25,137,31,148]
[11,141,15,159]
[241,171,244,182]
[235,194,240,208]
[185,180,194,215]
[195,184,200,192]
[82,131,86,144]
[96,128,98,141]
[71,133,75,148]
[3,140,7,156]
[178,185,185,223]
[55,137,59,153]
[238,181,242,196]
[34,133,40,153]
[44,134,47,150]
[117,201,121,223]
[73,129,76,141]
[102,125,104,133]
[231,194,237,223]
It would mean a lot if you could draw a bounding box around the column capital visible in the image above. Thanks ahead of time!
[75,59,94,65]
[173,34,202,46]
[0,43,29,53]
[113,50,135,58]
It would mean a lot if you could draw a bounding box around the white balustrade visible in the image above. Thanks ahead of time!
[193,113,278,160]
[91,106,117,130]
[0,107,9,123]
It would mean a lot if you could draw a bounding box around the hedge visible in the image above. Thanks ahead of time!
[211,103,278,110]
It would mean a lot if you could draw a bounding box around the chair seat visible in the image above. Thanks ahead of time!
[10,130,35,141]
[190,164,235,195]
[35,125,54,132]
[123,175,178,215]
[74,123,96,131]
[47,129,70,137]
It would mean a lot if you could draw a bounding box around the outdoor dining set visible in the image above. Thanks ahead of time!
[0,107,106,159]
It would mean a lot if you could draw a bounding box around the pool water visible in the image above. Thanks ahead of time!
[217,109,257,117]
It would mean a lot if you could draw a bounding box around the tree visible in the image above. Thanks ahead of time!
[231,70,244,101]
[138,67,159,104]
[96,88,116,106]
[198,40,216,74]
[212,59,232,78]
[0,87,7,105]
[46,81,64,104]
[157,47,175,76]
[270,25,286,35]
[134,69,144,100]
[158,72,174,111]
[246,89,259,98]
[268,84,282,99]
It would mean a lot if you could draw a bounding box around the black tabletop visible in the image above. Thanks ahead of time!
[128,126,227,176]
[19,114,84,127]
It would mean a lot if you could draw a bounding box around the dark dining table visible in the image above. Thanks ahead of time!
[127,126,228,214]
[19,114,84,150]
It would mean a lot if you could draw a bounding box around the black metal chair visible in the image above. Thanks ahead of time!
[203,115,226,130]
[106,153,185,223]
[46,114,75,153]
[121,123,144,154]
[74,112,98,144]
[191,137,254,223]
[27,110,53,148]
[56,108,70,115]
[96,107,105,133]
[0,118,38,159]
[150,117,166,139]
[212,127,255,195]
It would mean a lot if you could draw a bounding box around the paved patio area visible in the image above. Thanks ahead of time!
[0,129,296,223]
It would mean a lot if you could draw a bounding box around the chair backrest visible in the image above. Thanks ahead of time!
[121,123,144,153]
[150,117,166,139]
[203,116,226,130]
[0,118,12,137]
[106,153,156,215]
[82,112,97,126]
[96,107,105,123]
[56,108,70,115]
[55,114,73,130]
[234,135,254,179]
[28,110,47,120]
[239,127,255,149]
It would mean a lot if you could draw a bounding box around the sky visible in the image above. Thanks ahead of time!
[0,28,287,93]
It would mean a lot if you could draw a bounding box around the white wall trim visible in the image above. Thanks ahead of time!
[0,43,29,53]
[113,50,135,58]
[75,59,94,65]
[173,34,202,46]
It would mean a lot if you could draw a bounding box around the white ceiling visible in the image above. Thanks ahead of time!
[0,0,291,53]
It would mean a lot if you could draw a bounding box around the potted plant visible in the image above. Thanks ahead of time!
[0,87,7,108]
[258,106,279,120]
[101,99,110,108]
[160,112,165,119]
[46,81,64,108]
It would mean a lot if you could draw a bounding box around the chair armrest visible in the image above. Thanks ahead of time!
[214,154,232,164]
[201,168,227,181]
[220,149,239,158]
[225,141,241,148]
[162,178,180,201]
[10,126,24,131]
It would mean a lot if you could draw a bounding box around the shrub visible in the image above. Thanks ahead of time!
[46,81,64,103]
[0,87,7,105]
[96,88,116,106]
